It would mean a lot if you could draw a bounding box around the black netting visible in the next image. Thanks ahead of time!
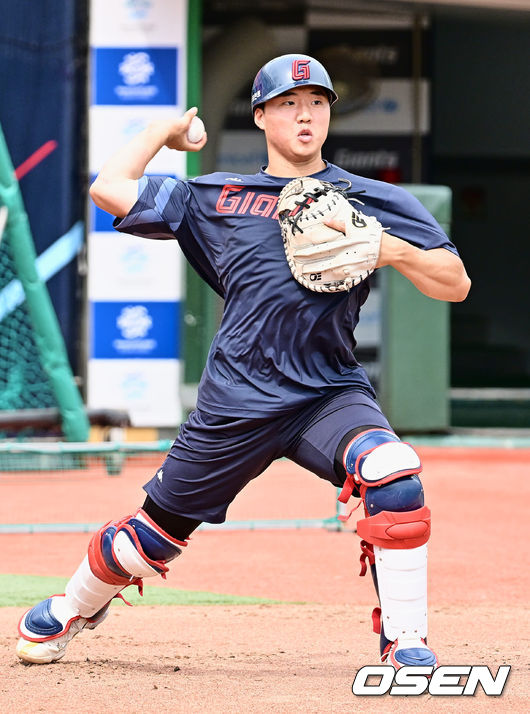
[0,231,57,410]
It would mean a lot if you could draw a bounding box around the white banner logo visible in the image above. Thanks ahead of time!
[119,51,155,86]
[117,305,152,339]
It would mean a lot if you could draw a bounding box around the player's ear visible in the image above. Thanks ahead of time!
[253,107,265,131]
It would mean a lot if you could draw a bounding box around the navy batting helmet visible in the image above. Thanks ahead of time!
[251,54,338,111]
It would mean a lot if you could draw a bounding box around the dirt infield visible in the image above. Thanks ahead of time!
[1,447,529,711]
[1,604,527,713]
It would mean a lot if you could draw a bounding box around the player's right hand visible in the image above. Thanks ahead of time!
[163,108,208,152]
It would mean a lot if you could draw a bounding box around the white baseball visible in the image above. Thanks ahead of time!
[187,116,205,143]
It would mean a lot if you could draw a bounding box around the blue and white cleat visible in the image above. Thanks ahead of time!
[16,595,107,664]
[382,637,438,669]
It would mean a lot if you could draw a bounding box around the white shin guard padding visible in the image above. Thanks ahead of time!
[65,555,125,618]
[374,543,428,642]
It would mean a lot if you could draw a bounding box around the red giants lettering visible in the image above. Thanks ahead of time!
[216,185,279,219]
[237,192,255,214]
[292,59,310,81]
[216,184,243,213]
[249,195,277,218]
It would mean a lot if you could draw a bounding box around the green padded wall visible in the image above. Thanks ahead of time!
[379,185,452,433]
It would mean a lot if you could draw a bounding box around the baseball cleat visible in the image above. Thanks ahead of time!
[16,595,107,664]
[382,637,438,669]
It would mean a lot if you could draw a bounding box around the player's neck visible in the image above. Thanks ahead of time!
[263,154,326,178]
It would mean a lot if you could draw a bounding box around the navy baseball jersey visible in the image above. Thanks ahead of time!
[114,162,458,418]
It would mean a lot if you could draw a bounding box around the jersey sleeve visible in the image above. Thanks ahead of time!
[379,184,459,255]
[113,175,225,297]
[113,175,186,239]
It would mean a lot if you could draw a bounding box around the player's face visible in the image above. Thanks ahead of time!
[254,86,330,170]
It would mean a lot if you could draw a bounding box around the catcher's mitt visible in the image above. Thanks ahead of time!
[277,177,383,292]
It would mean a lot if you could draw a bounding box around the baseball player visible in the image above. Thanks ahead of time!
[17,54,470,668]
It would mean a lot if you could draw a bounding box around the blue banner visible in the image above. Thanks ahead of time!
[91,301,180,359]
[92,47,178,106]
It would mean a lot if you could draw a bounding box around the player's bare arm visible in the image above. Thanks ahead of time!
[376,231,471,302]
[89,107,207,218]
[325,217,470,302]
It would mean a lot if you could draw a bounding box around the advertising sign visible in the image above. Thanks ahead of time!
[88,0,187,426]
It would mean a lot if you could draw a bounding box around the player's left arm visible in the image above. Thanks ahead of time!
[376,231,471,302]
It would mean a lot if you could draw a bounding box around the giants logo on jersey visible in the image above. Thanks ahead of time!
[216,185,279,219]
[292,59,310,81]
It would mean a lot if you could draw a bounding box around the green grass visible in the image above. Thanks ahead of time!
[0,574,289,608]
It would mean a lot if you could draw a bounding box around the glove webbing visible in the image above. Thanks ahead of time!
[280,179,365,236]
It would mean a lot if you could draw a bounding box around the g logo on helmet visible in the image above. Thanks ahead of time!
[292,59,310,81]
